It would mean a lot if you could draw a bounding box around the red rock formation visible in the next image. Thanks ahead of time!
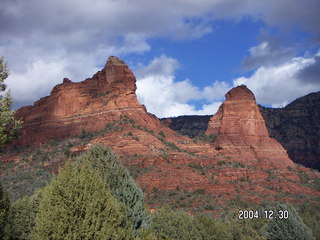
[206,85,294,167]
[5,59,319,212]
[14,56,160,146]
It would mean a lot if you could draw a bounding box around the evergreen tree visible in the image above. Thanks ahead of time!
[0,182,10,240]
[197,214,265,240]
[196,215,230,240]
[30,159,132,240]
[299,204,320,240]
[81,145,149,230]
[150,205,204,240]
[0,56,22,151]
[228,219,266,240]
[5,189,43,240]
[266,203,314,240]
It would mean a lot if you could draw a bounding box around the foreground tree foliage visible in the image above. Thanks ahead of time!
[0,182,10,240]
[197,214,267,240]
[4,190,43,240]
[0,56,22,152]
[30,158,133,240]
[299,204,320,240]
[265,203,314,240]
[196,215,230,240]
[150,205,204,240]
[82,145,149,230]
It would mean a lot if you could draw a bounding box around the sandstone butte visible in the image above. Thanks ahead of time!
[4,56,320,211]
[206,85,294,168]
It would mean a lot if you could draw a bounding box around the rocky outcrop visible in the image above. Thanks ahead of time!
[161,91,320,170]
[206,85,294,167]
[260,91,320,170]
[14,56,158,146]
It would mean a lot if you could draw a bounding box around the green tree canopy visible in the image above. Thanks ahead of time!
[196,215,231,240]
[30,158,132,240]
[81,145,149,230]
[266,203,314,240]
[298,204,320,240]
[0,182,10,240]
[5,189,43,240]
[0,56,22,151]
[150,205,204,240]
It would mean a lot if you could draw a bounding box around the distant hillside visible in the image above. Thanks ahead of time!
[162,91,320,170]
[260,91,320,170]
[160,115,211,138]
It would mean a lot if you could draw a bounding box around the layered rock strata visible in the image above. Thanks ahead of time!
[14,56,159,146]
[206,85,294,167]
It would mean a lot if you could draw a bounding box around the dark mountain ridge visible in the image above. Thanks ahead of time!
[260,91,320,170]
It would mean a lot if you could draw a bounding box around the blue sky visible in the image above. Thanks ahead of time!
[1,0,320,117]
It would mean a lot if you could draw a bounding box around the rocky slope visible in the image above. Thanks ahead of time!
[2,57,319,212]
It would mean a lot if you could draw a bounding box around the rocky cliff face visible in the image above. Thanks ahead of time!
[14,56,157,146]
[206,85,294,167]
[260,91,320,170]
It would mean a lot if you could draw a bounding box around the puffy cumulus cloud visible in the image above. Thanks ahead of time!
[4,45,117,108]
[234,51,320,107]
[136,55,228,117]
[7,53,102,109]
[203,81,231,101]
[242,41,295,70]
[297,51,320,84]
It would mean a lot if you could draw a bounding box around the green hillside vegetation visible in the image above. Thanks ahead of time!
[1,146,319,239]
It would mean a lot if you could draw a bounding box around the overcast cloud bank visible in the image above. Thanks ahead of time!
[1,0,319,116]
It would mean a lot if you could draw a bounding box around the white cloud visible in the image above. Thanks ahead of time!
[234,52,320,107]
[242,41,295,70]
[203,81,231,101]
[1,0,319,111]
[136,55,225,117]
[250,42,270,56]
